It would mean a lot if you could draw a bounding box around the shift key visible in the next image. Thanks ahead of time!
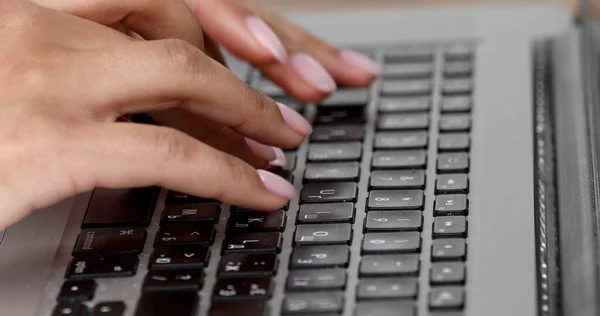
[73,227,146,255]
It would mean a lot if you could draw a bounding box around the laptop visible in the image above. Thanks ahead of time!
[1,0,597,315]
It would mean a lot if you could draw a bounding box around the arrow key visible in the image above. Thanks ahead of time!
[154,223,215,247]
[142,269,204,292]
[149,246,210,270]
[430,262,466,285]
[429,287,465,310]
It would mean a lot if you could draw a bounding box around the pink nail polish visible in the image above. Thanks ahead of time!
[245,138,276,161]
[257,169,296,199]
[339,50,382,75]
[289,53,337,93]
[271,147,287,167]
[245,16,288,62]
[277,102,313,135]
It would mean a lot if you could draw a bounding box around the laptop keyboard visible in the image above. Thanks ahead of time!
[51,43,475,316]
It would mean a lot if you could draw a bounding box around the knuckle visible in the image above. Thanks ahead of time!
[160,39,205,75]
[151,127,193,163]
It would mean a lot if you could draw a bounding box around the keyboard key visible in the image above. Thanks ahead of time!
[160,203,220,224]
[52,304,88,316]
[357,278,418,300]
[371,150,427,169]
[429,287,465,310]
[307,142,362,161]
[377,113,429,130]
[370,170,426,189]
[368,190,424,210]
[383,63,433,78]
[82,187,159,228]
[320,88,370,107]
[143,269,204,292]
[374,132,428,149]
[290,245,349,268]
[218,254,278,277]
[135,291,198,316]
[360,254,420,276]
[436,174,468,194]
[445,44,473,60]
[297,203,355,224]
[66,254,138,280]
[365,211,422,232]
[362,232,421,254]
[385,47,434,62]
[316,107,365,124]
[57,280,96,302]
[300,182,357,203]
[311,125,364,142]
[439,115,471,132]
[287,269,346,291]
[438,134,470,152]
[294,224,352,245]
[304,162,360,182]
[437,153,469,173]
[209,301,267,316]
[272,168,294,183]
[382,80,432,96]
[435,195,468,216]
[154,223,215,247]
[430,262,466,285]
[431,239,467,261]
[379,97,430,113]
[284,152,297,171]
[355,301,416,316]
[441,96,472,113]
[73,227,146,255]
[227,210,286,232]
[148,246,210,270]
[222,232,283,254]
[444,62,472,77]
[283,292,344,314]
[92,302,125,316]
[166,191,214,204]
[433,217,467,238]
[213,277,273,300]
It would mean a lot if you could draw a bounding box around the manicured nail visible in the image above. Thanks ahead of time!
[289,53,337,92]
[271,147,287,167]
[277,102,313,135]
[246,16,288,62]
[257,169,296,199]
[339,49,382,75]
[245,138,276,161]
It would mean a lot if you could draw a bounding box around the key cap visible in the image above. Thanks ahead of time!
[92,302,125,316]
[134,291,199,316]
[143,269,204,292]
[148,247,210,270]
[360,254,420,276]
[283,292,344,314]
[445,44,473,60]
[273,168,294,183]
[304,162,360,182]
[382,80,432,96]
[368,190,424,210]
[357,278,418,300]
[290,245,349,269]
[287,269,346,291]
[300,182,357,203]
[257,80,285,96]
[430,262,466,285]
[308,142,362,161]
[222,232,283,254]
[355,301,416,316]
[166,191,214,204]
[374,132,428,149]
[57,280,97,302]
[52,304,88,316]
[66,254,138,280]
[441,96,472,113]
[213,277,273,300]
[365,211,423,232]
[297,202,355,224]
[316,107,365,124]
[82,187,159,228]
[433,217,467,238]
[379,97,430,113]
[319,88,370,107]
[439,115,471,132]
[385,47,434,62]
[160,203,220,225]
[154,223,215,247]
[362,232,421,254]
[444,62,472,77]
[438,134,470,152]
[429,287,465,310]
[227,210,286,232]
[431,239,467,261]
[73,228,146,255]
[437,153,469,173]
[294,224,352,245]
[218,254,278,277]
[377,113,429,130]
[435,195,468,216]
[209,301,267,316]
[284,152,297,171]
[370,170,425,189]
[311,125,364,142]
[371,150,427,169]
[384,63,433,78]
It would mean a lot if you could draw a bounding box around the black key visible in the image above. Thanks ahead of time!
[307,142,362,161]
[154,223,215,247]
[379,97,430,113]
[439,115,471,132]
[438,134,470,152]
[362,232,421,254]
[360,254,420,276]
[166,191,214,204]
[82,187,159,228]
[383,63,433,79]
[371,150,427,169]
[385,47,434,62]
[290,245,349,269]
[300,182,357,203]
[437,153,469,173]
[52,304,88,316]
[357,278,418,300]
[160,203,220,224]
[368,190,424,210]
[444,62,472,77]
[433,217,467,238]
[374,132,428,149]
[435,195,468,216]
[213,277,273,300]
[218,254,278,277]
[319,88,369,107]
[283,292,344,314]
[365,211,422,232]
[66,254,138,280]
[370,170,425,189]
[430,262,466,285]
[355,301,416,316]
[445,44,473,60]
[382,80,432,96]
[287,269,346,291]
[257,80,285,96]
[297,203,355,224]
[143,269,204,292]
[431,239,467,261]
[311,125,364,142]
[73,227,146,255]
[148,247,210,270]
[377,113,429,131]
[429,287,465,310]
[209,301,267,316]
[304,162,360,182]
[284,152,297,171]
[57,280,96,302]
[316,107,365,124]
[222,232,283,254]
[441,96,472,113]
[227,210,286,232]
[272,168,294,183]
[294,223,352,245]
[134,291,198,316]
[92,302,125,316]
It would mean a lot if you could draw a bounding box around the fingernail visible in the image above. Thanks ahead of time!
[289,53,337,92]
[339,50,382,75]
[245,138,276,161]
[271,147,287,167]
[257,169,296,199]
[277,102,313,135]
[245,16,288,62]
